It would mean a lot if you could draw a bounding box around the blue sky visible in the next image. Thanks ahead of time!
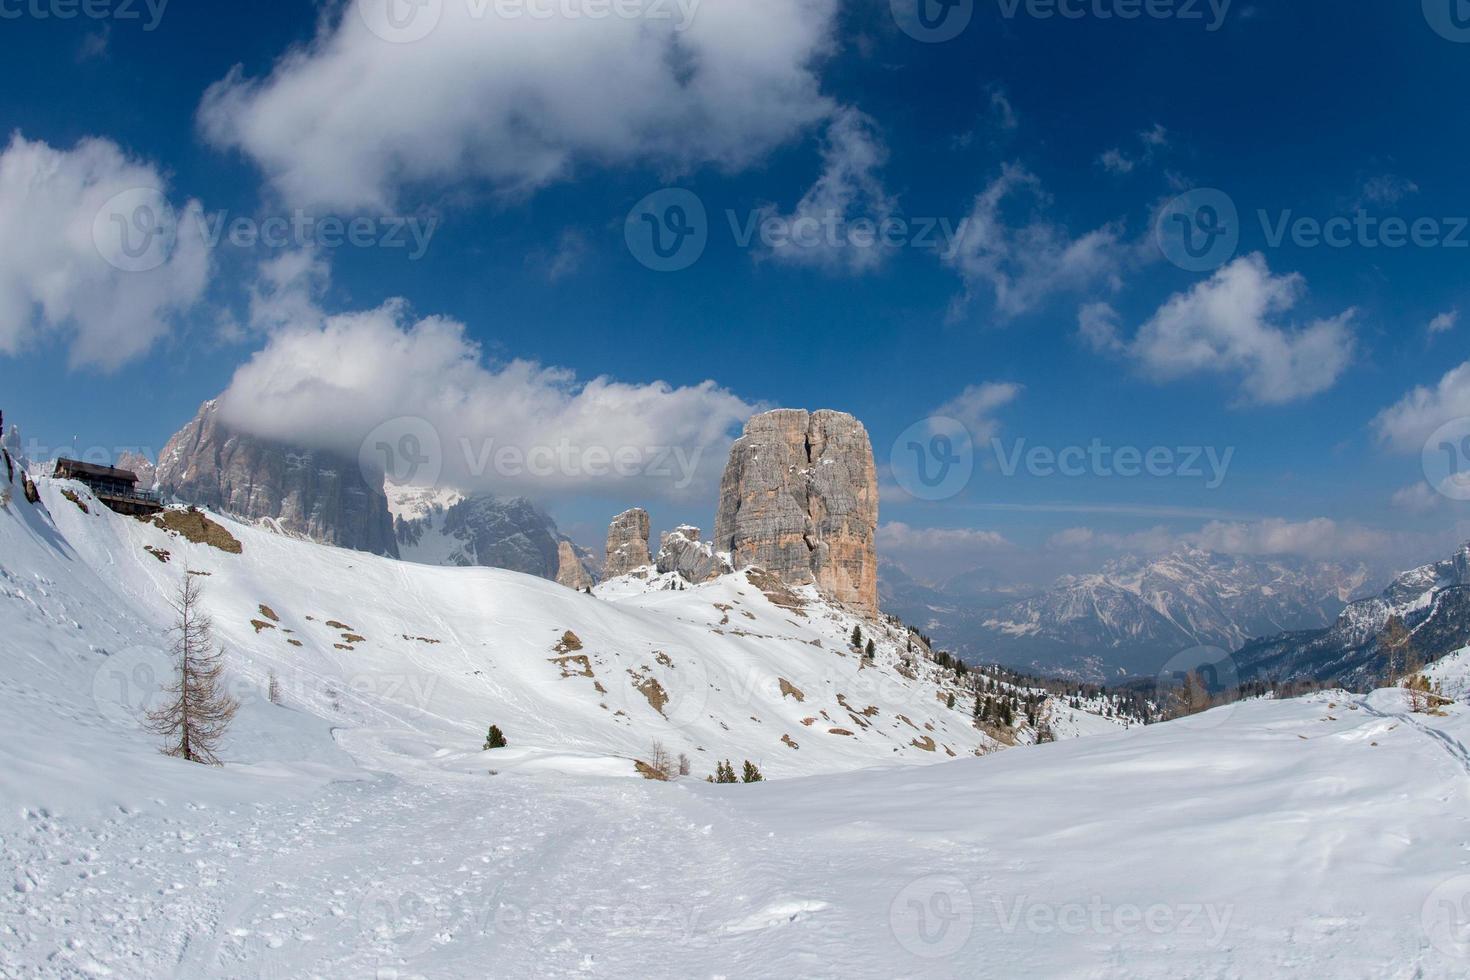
[3,0,1469,583]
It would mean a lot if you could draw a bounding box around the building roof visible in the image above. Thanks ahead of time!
[54,458,140,485]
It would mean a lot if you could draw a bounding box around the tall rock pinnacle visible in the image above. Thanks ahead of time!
[713,409,878,613]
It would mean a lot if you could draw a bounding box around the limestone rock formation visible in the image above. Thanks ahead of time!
[156,401,398,556]
[557,540,596,590]
[656,525,731,584]
[114,451,157,490]
[604,508,652,578]
[713,409,878,612]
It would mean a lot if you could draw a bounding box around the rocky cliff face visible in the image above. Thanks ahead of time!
[557,540,596,590]
[114,451,157,490]
[156,401,398,556]
[656,525,731,584]
[391,487,597,583]
[713,409,878,612]
[603,508,653,578]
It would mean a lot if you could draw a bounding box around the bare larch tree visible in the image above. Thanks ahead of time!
[145,572,238,765]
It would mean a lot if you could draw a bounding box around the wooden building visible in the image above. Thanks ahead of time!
[53,458,163,516]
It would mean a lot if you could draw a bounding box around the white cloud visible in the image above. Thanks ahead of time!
[759,107,895,274]
[878,522,1011,553]
[1097,124,1167,176]
[1189,517,1389,559]
[1392,482,1444,515]
[199,0,839,211]
[1127,253,1355,405]
[0,134,210,371]
[932,381,1022,441]
[214,301,757,501]
[1098,149,1134,175]
[1358,174,1418,206]
[1373,360,1470,452]
[943,164,1125,318]
[1429,309,1458,335]
[1077,301,1125,354]
[1047,525,1177,554]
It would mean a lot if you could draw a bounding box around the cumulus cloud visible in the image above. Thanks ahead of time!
[758,107,895,274]
[214,300,757,501]
[931,381,1022,441]
[943,164,1124,318]
[199,0,839,211]
[1391,482,1444,515]
[1126,253,1356,405]
[0,134,210,371]
[1373,360,1470,452]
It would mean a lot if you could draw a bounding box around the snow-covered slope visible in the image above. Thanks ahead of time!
[8,461,1470,978]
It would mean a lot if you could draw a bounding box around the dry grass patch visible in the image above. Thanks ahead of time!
[250,619,277,633]
[144,545,171,563]
[553,630,583,654]
[778,678,805,702]
[258,604,280,622]
[61,489,90,513]
[150,509,242,554]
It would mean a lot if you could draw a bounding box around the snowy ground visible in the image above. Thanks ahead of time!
[4,466,1470,977]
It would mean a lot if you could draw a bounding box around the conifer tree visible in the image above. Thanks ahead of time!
[484,724,508,750]
[145,574,238,766]
[741,760,764,783]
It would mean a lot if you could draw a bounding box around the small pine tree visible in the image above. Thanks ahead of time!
[741,760,764,783]
[267,670,282,705]
[851,625,863,648]
[946,693,956,709]
[484,724,508,750]
[712,759,738,783]
[144,573,239,766]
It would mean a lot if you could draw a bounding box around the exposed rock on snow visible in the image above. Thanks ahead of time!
[714,409,878,613]
[603,507,653,577]
[655,525,731,584]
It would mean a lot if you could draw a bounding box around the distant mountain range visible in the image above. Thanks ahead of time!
[882,548,1377,681]
[1234,543,1470,687]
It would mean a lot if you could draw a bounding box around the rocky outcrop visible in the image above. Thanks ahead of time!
[393,489,595,583]
[713,409,878,613]
[656,525,731,584]
[115,451,156,490]
[557,540,596,590]
[156,401,398,556]
[604,508,653,578]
